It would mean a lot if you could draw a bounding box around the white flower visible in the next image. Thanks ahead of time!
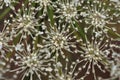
[10,44,53,80]
[37,22,79,59]
[56,0,80,23]
[8,5,40,42]
[77,35,112,80]
[80,0,115,32]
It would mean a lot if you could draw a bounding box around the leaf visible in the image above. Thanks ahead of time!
[13,34,22,45]
[73,20,86,41]
[0,7,11,20]
[0,0,28,20]
[108,29,120,39]
[47,6,54,26]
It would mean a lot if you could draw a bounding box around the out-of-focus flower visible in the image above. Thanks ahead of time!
[9,43,53,80]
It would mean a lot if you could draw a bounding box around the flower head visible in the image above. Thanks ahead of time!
[8,5,40,42]
[55,0,80,23]
[9,43,53,80]
[77,35,112,80]
[37,22,79,59]
[80,0,115,31]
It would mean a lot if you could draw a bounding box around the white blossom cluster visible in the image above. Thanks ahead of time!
[0,0,120,80]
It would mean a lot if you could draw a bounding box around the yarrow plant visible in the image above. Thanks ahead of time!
[0,0,120,80]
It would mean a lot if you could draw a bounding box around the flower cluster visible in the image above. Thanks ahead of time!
[8,4,40,41]
[10,42,53,80]
[0,0,120,80]
[76,34,112,80]
[37,22,79,59]
[55,0,80,23]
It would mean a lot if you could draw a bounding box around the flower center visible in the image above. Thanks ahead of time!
[17,16,34,31]
[90,12,106,27]
[85,45,102,60]
[23,53,39,68]
[51,34,66,48]
[63,5,77,18]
